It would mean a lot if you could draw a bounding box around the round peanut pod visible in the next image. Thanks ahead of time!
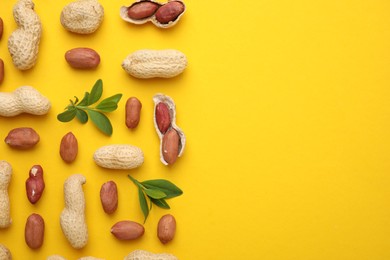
[0,244,12,260]
[0,86,51,117]
[124,250,178,260]
[122,49,187,79]
[61,0,104,34]
[8,0,42,70]
[93,144,144,170]
[60,174,88,249]
[0,161,12,229]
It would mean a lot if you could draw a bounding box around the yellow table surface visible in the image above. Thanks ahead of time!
[1,0,390,259]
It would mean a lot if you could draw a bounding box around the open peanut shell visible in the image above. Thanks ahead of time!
[120,0,186,29]
[153,94,186,165]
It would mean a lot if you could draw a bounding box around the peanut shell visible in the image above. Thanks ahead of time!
[153,94,185,165]
[93,144,144,170]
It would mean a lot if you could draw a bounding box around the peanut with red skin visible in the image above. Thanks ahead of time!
[5,127,39,149]
[155,102,171,134]
[162,128,180,165]
[25,165,45,204]
[65,48,100,69]
[111,220,144,240]
[60,132,78,163]
[0,59,4,84]
[100,181,118,214]
[0,17,3,40]
[157,214,176,244]
[25,213,44,249]
[155,1,185,24]
[127,1,160,20]
[125,97,142,129]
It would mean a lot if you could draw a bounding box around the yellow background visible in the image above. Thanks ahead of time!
[0,0,390,259]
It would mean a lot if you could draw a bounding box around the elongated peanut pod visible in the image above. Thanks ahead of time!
[0,244,12,260]
[122,49,187,79]
[60,174,88,249]
[0,161,12,229]
[47,256,67,260]
[8,0,42,70]
[0,86,51,117]
[124,250,178,260]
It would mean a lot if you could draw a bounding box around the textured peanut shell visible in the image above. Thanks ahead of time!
[61,0,104,34]
[60,174,88,249]
[0,161,12,229]
[0,86,51,117]
[153,94,185,165]
[0,244,12,260]
[124,250,178,260]
[47,256,105,260]
[93,144,144,170]
[8,0,42,70]
[120,0,185,28]
[122,49,187,79]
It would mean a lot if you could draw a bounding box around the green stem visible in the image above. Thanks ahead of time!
[128,175,146,190]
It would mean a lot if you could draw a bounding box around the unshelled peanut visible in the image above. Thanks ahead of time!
[93,144,144,170]
[0,161,12,229]
[8,0,42,70]
[0,86,51,117]
[124,250,178,260]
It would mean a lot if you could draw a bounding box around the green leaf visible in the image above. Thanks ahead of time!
[142,179,183,199]
[138,188,149,223]
[78,92,90,106]
[144,189,166,199]
[87,110,113,136]
[87,79,103,105]
[151,198,170,209]
[57,108,77,122]
[76,109,88,124]
[95,101,118,112]
[100,93,123,104]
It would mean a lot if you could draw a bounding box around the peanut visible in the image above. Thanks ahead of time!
[61,0,104,34]
[100,181,118,214]
[127,1,160,20]
[0,86,51,117]
[47,256,67,260]
[0,161,12,229]
[155,102,171,134]
[120,0,185,28]
[153,94,186,165]
[60,132,78,163]
[93,144,144,170]
[111,220,144,240]
[0,17,3,40]
[25,213,44,249]
[124,250,178,260]
[162,129,180,165]
[157,214,176,244]
[0,244,12,260]
[0,59,4,84]
[47,256,105,260]
[60,174,88,249]
[25,165,45,204]
[125,97,142,129]
[155,1,185,24]
[122,49,187,79]
[5,127,40,149]
[8,0,42,70]
[65,48,100,69]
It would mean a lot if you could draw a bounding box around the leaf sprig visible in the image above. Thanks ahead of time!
[128,175,183,223]
[57,79,122,136]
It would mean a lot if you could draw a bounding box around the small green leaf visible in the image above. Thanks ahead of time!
[95,101,118,112]
[76,109,88,124]
[100,94,123,104]
[151,198,170,209]
[138,188,149,223]
[57,108,77,122]
[144,189,166,199]
[78,92,90,106]
[142,179,183,199]
[87,110,113,136]
[88,79,103,105]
